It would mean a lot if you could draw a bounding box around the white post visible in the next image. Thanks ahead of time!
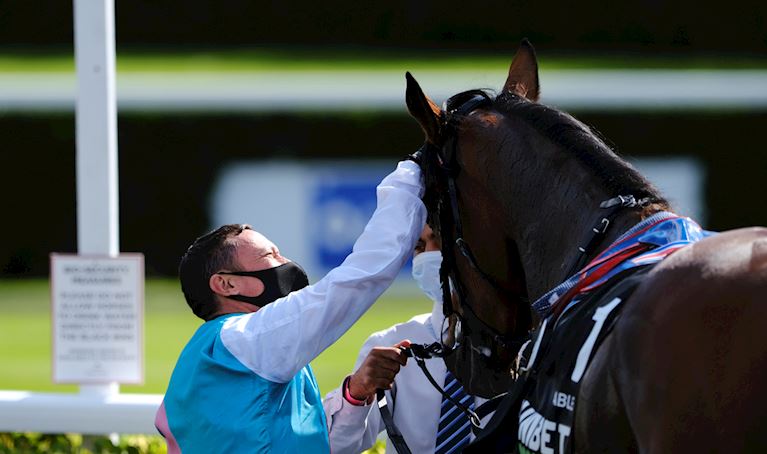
[73,0,120,397]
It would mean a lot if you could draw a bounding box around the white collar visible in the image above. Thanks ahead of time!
[428,297,446,341]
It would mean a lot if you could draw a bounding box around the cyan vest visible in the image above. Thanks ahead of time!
[164,314,330,453]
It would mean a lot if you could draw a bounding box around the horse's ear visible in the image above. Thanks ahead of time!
[406,72,442,143]
[503,39,540,102]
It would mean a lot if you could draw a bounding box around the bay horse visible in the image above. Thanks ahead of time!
[405,40,767,452]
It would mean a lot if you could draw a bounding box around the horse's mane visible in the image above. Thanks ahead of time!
[458,89,668,206]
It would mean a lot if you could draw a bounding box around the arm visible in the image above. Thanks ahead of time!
[220,160,426,382]
[323,335,410,454]
[323,334,383,454]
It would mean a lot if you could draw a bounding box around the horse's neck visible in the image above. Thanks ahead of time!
[495,139,645,299]
[519,199,646,300]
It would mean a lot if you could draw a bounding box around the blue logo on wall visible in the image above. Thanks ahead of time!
[309,165,413,276]
[311,174,379,271]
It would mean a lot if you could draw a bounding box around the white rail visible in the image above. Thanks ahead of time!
[0,391,162,435]
[0,1,162,437]
[0,69,765,112]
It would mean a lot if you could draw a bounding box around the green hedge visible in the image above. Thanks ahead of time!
[0,434,166,454]
[0,433,386,453]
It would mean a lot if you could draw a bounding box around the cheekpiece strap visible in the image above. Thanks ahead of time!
[570,194,651,277]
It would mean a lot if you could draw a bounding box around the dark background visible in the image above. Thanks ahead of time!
[1,1,765,277]
[1,1,766,54]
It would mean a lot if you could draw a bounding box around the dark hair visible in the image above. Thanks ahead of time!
[178,224,252,320]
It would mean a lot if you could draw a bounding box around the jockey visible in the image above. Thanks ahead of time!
[155,159,425,453]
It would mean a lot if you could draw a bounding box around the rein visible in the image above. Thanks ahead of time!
[376,343,505,454]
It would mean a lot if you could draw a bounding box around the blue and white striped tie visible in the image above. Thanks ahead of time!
[435,370,474,454]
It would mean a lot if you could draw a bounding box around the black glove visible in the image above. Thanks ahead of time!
[404,147,423,166]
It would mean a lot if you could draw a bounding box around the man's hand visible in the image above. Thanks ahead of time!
[348,340,411,402]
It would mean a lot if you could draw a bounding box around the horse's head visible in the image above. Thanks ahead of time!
[405,41,542,397]
[407,40,668,397]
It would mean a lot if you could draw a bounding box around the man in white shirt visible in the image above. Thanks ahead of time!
[155,160,425,453]
[323,225,487,454]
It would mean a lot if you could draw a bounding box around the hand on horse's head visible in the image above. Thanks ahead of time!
[348,339,411,402]
[404,147,423,167]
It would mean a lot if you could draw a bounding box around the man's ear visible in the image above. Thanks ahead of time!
[209,273,266,298]
[209,273,235,296]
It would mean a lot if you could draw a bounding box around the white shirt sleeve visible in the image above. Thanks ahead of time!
[220,160,426,383]
[323,333,387,454]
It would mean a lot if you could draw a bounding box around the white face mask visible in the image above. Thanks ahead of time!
[412,251,443,304]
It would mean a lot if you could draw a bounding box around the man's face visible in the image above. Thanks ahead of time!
[225,229,290,297]
[232,230,289,270]
[414,224,441,256]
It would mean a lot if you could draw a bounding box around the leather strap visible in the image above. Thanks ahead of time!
[376,343,485,454]
[376,389,412,454]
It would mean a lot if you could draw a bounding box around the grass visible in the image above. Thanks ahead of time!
[0,48,766,73]
[0,278,431,396]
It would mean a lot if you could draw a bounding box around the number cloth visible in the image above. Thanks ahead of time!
[517,213,714,454]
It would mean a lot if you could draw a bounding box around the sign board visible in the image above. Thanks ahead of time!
[50,254,144,383]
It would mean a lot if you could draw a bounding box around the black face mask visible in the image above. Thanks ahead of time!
[219,261,309,308]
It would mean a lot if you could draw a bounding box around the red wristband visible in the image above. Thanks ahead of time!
[343,376,368,406]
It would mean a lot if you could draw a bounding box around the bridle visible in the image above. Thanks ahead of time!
[376,92,521,454]
[380,90,656,454]
[421,90,652,358]
[421,90,531,362]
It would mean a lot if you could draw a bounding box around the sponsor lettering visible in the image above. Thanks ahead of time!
[518,400,571,454]
[551,391,575,411]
